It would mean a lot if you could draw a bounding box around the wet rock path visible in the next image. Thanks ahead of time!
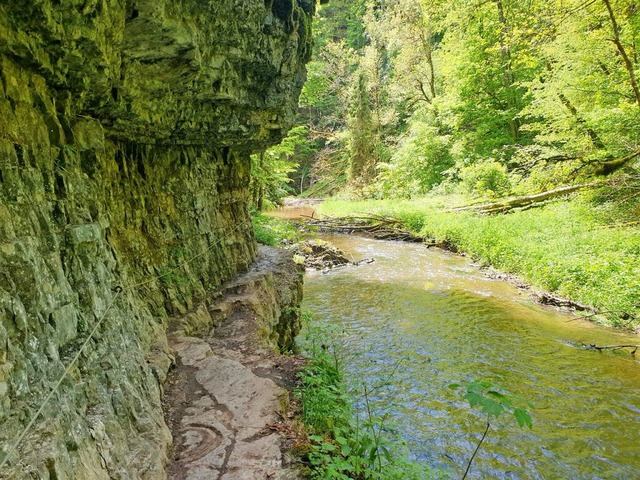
[163,247,302,480]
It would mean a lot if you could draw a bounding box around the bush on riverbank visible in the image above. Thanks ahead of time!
[297,320,438,479]
[317,194,640,329]
[252,213,299,245]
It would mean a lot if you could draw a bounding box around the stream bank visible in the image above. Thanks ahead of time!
[313,196,640,331]
[302,234,640,479]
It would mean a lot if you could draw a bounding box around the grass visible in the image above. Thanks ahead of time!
[317,193,640,329]
[296,318,440,479]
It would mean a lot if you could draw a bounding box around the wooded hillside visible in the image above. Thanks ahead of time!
[253,0,640,208]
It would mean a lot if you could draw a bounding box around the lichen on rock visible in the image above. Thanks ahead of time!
[0,1,313,478]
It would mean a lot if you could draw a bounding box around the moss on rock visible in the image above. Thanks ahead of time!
[0,1,313,478]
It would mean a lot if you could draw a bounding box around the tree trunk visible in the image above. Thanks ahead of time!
[494,0,520,141]
[602,0,640,107]
[448,183,600,214]
[557,92,606,149]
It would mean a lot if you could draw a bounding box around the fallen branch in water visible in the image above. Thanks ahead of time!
[583,343,639,355]
[578,309,636,321]
[303,214,423,242]
[533,292,592,312]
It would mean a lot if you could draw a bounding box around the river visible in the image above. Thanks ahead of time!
[301,234,640,479]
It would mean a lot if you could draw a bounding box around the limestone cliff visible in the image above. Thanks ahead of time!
[0,1,313,478]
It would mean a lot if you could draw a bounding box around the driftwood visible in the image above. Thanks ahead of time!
[538,294,639,328]
[583,343,639,355]
[303,214,423,242]
[534,292,592,312]
[449,183,600,214]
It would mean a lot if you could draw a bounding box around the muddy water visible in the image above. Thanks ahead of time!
[265,204,319,220]
[302,235,640,479]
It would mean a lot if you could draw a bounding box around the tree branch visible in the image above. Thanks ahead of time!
[584,344,639,354]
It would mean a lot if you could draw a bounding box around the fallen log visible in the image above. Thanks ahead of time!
[448,182,600,214]
[594,148,640,175]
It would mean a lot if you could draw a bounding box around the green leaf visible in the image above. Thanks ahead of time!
[480,397,503,417]
[368,446,378,463]
[321,442,337,452]
[335,436,348,446]
[514,408,533,429]
[340,443,351,456]
[464,391,484,407]
[487,390,513,408]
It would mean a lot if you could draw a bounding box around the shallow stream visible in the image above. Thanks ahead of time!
[302,235,640,479]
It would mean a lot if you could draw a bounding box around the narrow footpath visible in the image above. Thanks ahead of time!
[163,247,303,480]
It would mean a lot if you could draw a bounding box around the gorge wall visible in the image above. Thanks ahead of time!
[0,1,313,478]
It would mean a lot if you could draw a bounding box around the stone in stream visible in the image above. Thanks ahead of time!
[289,239,373,271]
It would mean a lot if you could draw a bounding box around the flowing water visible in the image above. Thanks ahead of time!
[302,234,640,479]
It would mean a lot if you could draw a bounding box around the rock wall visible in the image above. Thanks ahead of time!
[0,1,313,478]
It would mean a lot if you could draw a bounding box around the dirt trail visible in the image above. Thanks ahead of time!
[163,247,303,480]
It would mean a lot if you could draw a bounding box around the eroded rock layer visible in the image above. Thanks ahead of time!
[0,1,312,478]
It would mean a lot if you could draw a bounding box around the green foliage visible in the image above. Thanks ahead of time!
[450,380,533,429]
[289,0,640,199]
[251,214,299,246]
[300,61,339,113]
[518,0,640,169]
[376,112,453,198]
[450,379,533,478]
[459,161,511,198]
[250,126,318,209]
[314,0,367,51]
[297,319,438,479]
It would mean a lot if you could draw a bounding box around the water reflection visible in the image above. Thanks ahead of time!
[303,235,640,479]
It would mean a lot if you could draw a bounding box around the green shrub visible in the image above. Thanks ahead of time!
[376,122,453,198]
[252,214,298,245]
[459,161,511,198]
[297,319,439,479]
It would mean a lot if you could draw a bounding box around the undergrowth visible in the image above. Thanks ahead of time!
[317,193,640,328]
[252,213,299,246]
[296,319,439,479]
